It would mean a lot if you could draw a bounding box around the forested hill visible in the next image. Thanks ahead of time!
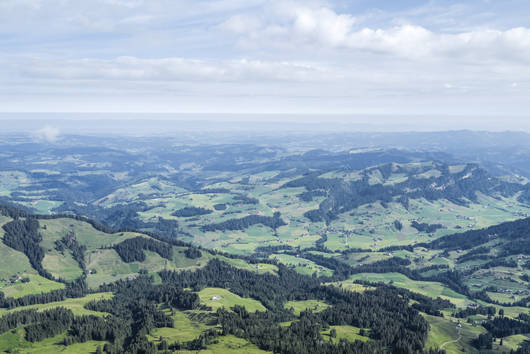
[421,215,530,252]
[283,162,526,223]
[0,205,448,353]
[0,204,215,294]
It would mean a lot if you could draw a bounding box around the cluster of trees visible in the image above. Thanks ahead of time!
[218,284,442,353]
[483,314,530,338]
[55,231,86,270]
[2,218,52,279]
[160,259,319,311]
[113,237,173,262]
[171,206,212,217]
[213,203,227,210]
[165,328,222,351]
[196,188,230,194]
[184,247,202,259]
[200,212,286,232]
[25,307,75,342]
[456,246,490,263]
[0,307,74,342]
[454,305,496,318]
[297,190,327,202]
[58,275,201,352]
[424,216,530,251]
[231,195,259,205]
[410,221,443,233]
[53,201,181,238]
[472,332,493,349]
[0,204,32,218]
[0,277,88,309]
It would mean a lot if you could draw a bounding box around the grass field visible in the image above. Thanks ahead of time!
[39,218,146,251]
[198,288,266,313]
[0,292,113,317]
[424,313,486,353]
[147,307,216,344]
[0,226,66,297]
[184,335,270,353]
[284,300,329,316]
[269,253,333,277]
[324,281,373,293]
[0,273,65,299]
[42,251,83,282]
[0,229,68,298]
[0,327,108,353]
[321,325,370,344]
[495,334,530,351]
[347,273,471,307]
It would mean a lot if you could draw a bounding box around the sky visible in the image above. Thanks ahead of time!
[1,0,530,126]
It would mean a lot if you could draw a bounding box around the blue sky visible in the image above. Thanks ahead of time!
[1,0,529,125]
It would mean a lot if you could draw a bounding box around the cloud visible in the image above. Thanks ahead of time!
[221,4,530,64]
[35,126,61,142]
[1,0,530,116]
[21,56,336,83]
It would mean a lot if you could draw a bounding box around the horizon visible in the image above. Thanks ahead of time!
[2,112,530,135]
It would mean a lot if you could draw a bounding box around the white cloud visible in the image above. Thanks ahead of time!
[1,0,530,116]
[35,126,61,142]
[222,5,530,64]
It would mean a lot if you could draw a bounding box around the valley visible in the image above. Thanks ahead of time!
[1,135,530,353]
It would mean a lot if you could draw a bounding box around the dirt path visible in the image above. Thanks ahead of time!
[440,333,462,350]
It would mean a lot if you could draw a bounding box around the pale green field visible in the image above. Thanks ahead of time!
[96,177,187,206]
[0,292,113,317]
[0,273,65,299]
[424,313,486,354]
[346,273,471,307]
[324,281,373,293]
[284,300,330,316]
[269,253,333,277]
[0,327,108,354]
[42,251,83,282]
[496,334,530,351]
[18,200,63,215]
[147,307,215,344]
[0,222,67,297]
[173,335,270,353]
[39,218,146,251]
[219,258,278,275]
[86,245,220,289]
[321,325,370,344]
[197,288,266,312]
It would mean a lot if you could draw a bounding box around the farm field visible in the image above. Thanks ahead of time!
[0,292,113,317]
[0,328,108,354]
[284,300,330,316]
[197,288,266,313]
[321,325,370,344]
[346,273,471,307]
